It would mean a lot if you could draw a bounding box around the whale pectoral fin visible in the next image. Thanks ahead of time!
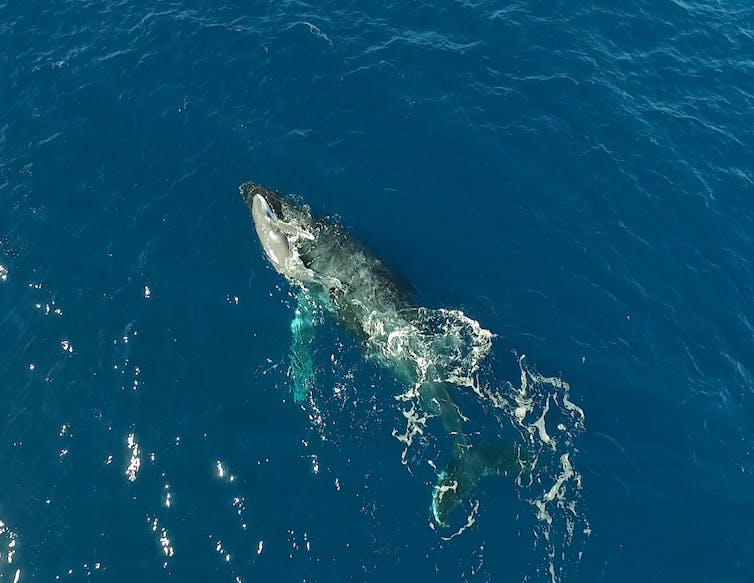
[289,292,317,403]
[431,442,524,527]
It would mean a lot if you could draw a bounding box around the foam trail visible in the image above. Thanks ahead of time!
[486,355,589,582]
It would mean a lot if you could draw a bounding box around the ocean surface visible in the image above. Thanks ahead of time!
[1,1,753,581]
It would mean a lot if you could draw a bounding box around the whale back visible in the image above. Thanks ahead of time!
[301,221,414,338]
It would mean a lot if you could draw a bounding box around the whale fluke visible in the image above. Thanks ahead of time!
[431,442,523,526]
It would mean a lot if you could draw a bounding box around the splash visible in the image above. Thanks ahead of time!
[298,299,588,582]
[372,306,589,580]
[363,307,494,470]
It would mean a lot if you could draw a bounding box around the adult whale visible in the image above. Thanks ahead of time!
[241,182,522,526]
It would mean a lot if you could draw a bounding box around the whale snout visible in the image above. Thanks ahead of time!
[240,182,269,207]
[240,181,318,278]
[251,192,276,223]
[248,191,291,270]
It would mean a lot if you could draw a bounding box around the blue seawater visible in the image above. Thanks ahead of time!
[1,0,753,581]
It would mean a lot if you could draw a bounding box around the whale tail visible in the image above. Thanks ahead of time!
[431,440,524,527]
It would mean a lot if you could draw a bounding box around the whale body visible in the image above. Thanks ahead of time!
[241,182,521,526]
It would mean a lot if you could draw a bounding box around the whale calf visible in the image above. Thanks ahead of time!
[242,182,522,526]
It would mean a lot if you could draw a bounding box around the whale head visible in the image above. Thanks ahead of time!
[241,182,317,280]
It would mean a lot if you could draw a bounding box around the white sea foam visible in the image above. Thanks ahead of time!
[488,354,589,583]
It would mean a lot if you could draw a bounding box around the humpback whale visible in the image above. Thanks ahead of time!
[242,182,522,526]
